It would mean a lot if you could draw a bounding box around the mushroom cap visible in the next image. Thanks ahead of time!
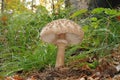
[40,19,84,45]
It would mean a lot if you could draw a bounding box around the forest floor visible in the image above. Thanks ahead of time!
[5,46,120,80]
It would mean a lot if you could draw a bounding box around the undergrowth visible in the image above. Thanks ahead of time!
[0,7,120,76]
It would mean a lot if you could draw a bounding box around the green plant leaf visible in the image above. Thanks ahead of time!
[90,17,98,21]
[70,9,87,18]
[83,25,89,32]
[91,8,105,14]
[104,9,117,15]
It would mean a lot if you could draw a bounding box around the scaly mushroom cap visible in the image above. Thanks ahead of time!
[40,19,84,45]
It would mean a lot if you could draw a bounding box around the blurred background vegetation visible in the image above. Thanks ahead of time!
[0,0,120,76]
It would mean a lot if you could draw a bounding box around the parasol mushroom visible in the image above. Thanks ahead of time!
[40,19,84,67]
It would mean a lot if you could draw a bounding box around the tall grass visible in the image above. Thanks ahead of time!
[67,8,120,61]
[0,8,120,76]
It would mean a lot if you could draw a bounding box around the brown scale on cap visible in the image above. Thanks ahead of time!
[40,19,84,67]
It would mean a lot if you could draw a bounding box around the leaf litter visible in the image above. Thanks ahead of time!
[4,46,120,80]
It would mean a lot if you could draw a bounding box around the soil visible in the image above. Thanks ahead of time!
[5,46,120,80]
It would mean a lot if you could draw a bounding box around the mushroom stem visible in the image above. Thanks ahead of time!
[55,41,67,67]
